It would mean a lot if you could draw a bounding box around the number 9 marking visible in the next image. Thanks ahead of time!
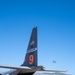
[29,54,34,65]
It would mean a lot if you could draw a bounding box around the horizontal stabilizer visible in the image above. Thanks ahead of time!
[0,65,31,70]
[43,70,67,72]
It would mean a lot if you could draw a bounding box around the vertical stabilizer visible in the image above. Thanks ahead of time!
[21,27,37,67]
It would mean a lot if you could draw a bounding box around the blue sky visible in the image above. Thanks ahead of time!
[0,0,75,75]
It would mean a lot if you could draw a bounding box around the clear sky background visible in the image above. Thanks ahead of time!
[0,0,75,75]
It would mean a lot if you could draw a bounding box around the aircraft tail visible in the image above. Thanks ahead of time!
[21,27,38,67]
